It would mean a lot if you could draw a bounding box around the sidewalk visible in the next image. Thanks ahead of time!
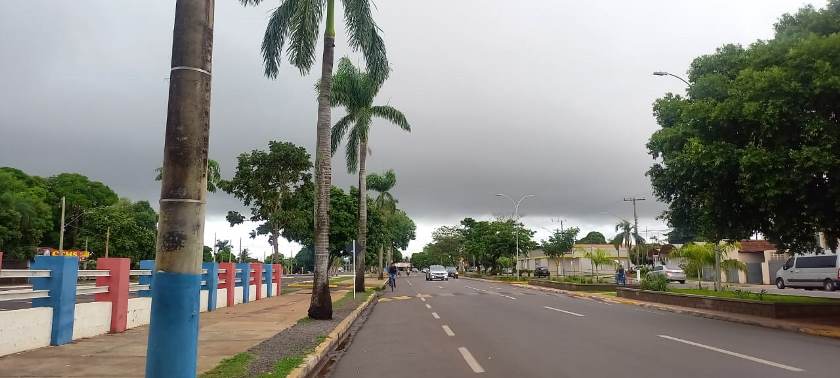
[0,287,354,377]
[514,282,840,340]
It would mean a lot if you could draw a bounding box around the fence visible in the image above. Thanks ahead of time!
[0,256,283,357]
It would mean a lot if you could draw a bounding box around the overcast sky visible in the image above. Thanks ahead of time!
[0,1,825,258]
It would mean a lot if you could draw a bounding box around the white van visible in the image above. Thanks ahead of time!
[775,254,839,291]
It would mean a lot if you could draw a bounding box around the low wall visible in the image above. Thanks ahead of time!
[127,297,152,329]
[0,307,52,356]
[529,279,620,292]
[617,288,840,318]
[73,302,112,339]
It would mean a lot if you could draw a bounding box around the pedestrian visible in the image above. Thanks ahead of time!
[616,265,626,286]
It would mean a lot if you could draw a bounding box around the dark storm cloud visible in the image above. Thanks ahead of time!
[0,1,825,251]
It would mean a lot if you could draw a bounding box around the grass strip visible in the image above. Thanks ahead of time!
[672,288,838,304]
[200,352,253,378]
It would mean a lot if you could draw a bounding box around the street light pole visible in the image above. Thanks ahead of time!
[58,196,66,253]
[652,71,691,87]
[496,193,535,278]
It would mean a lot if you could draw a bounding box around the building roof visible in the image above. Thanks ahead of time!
[739,240,777,253]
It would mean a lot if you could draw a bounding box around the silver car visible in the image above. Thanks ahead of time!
[426,265,448,281]
[648,265,686,284]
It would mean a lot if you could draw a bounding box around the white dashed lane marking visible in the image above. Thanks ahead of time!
[658,335,804,372]
[458,347,485,373]
[432,312,440,319]
[544,306,584,317]
[442,325,455,336]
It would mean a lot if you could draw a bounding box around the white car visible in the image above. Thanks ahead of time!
[648,265,686,284]
[775,254,839,291]
[426,265,448,281]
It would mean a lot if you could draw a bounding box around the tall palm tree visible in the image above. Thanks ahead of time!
[240,0,389,319]
[367,170,397,279]
[330,58,410,291]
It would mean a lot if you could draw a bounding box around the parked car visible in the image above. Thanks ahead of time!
[534,266,550,278]
[775,254,839,291]
[446,266,459,279]
[421,267,429,274]
[647,265,686,284]
[426,265,448,281]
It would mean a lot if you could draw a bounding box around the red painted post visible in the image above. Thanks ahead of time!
[95,258,130,333]
[251,263,263,300]
[273,264,282,296]
[218,262,235,307]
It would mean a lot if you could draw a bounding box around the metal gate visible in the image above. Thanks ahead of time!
[768,259,785,282]
[745,263,763,284]
[726,267,739,283]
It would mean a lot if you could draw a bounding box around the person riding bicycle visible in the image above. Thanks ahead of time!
[388,263,398,289]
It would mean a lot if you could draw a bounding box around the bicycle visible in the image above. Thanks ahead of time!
[388,275,396,291]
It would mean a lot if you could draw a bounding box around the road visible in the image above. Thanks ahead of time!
[328,275,840,378]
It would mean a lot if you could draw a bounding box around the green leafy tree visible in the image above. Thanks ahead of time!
[215,240,236,263]
[78,199,158,264]
[203,246,214,262]
[542,227,579,276]
[44,173,118,249]
[330,58,411,291]
[220,141,312,258]
[648,2,840,254]
[461,218,537,274]
[0,168,52,260]
[577,231,606,244]
[241,0,390,320]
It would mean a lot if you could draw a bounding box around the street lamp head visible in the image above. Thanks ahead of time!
[495,193,505,197]
[652,71,668,76]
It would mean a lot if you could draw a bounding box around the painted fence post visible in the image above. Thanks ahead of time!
[273,264,282,296]
[263,264,273,298]
[251,263,263,300]
[139,260,155,298]
[32,255,79,345]
[202,262,218,311]
[95,258,130,333]
[218,262,235,307]
[236,262,251,304]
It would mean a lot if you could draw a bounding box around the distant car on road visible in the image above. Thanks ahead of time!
[534,266,550,278]
[427,265,448,281]
[647,265,686,284]
[775,254,839,291]
[446,266,459,279]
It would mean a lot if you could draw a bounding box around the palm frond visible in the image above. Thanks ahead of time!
[287,0,325,74]
[331,113,355,154]
[345,126,360,173]
[330,57,361,107]
[260,0,298,78]
[370,105,410,131]
[342,0,389,84]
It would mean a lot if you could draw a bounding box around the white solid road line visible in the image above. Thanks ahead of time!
[658,335,804,372]
[458,347,486,373]
[425,303,432,309]
[442,325,455,336]
[432,312,440,319]
[544,306,585,317]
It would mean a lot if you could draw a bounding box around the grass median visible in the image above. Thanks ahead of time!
[671,288,839,304]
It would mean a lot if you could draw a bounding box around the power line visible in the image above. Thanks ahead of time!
[623,197,646,239]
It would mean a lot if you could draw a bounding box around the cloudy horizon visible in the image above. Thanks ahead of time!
[1,0,825,258]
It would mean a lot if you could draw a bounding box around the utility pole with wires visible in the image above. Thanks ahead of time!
[623,197,646,240]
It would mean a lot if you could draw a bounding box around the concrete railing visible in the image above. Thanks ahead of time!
[0,256,283,357]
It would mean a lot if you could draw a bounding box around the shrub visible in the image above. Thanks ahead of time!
[640,274,669,291]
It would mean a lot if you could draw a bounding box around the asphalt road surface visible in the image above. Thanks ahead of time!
[329,275,840,378]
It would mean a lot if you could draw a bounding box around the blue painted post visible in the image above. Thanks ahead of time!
[202,262,218,311]
[237,263,251,304]
[139,260,155,297]
[32,256,79,346]
[264,264,273,298]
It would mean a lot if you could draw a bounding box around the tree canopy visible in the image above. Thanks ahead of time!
[576,231,606,244]
[648,1,840,253]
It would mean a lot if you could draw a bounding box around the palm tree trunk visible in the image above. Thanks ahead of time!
[378,245,384,280]
[146,0,214,374]
[308,0,336,320]
[355,138,367,292]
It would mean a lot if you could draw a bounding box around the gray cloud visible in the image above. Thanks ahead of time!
[0,0,825,252]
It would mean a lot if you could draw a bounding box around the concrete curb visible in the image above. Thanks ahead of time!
[286,287,381,378]
[505,281,840,341]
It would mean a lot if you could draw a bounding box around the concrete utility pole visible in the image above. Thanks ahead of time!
[58,196,66,253]
[105,227,110,258]
[623,197,646,240]
[145,1,214,377]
